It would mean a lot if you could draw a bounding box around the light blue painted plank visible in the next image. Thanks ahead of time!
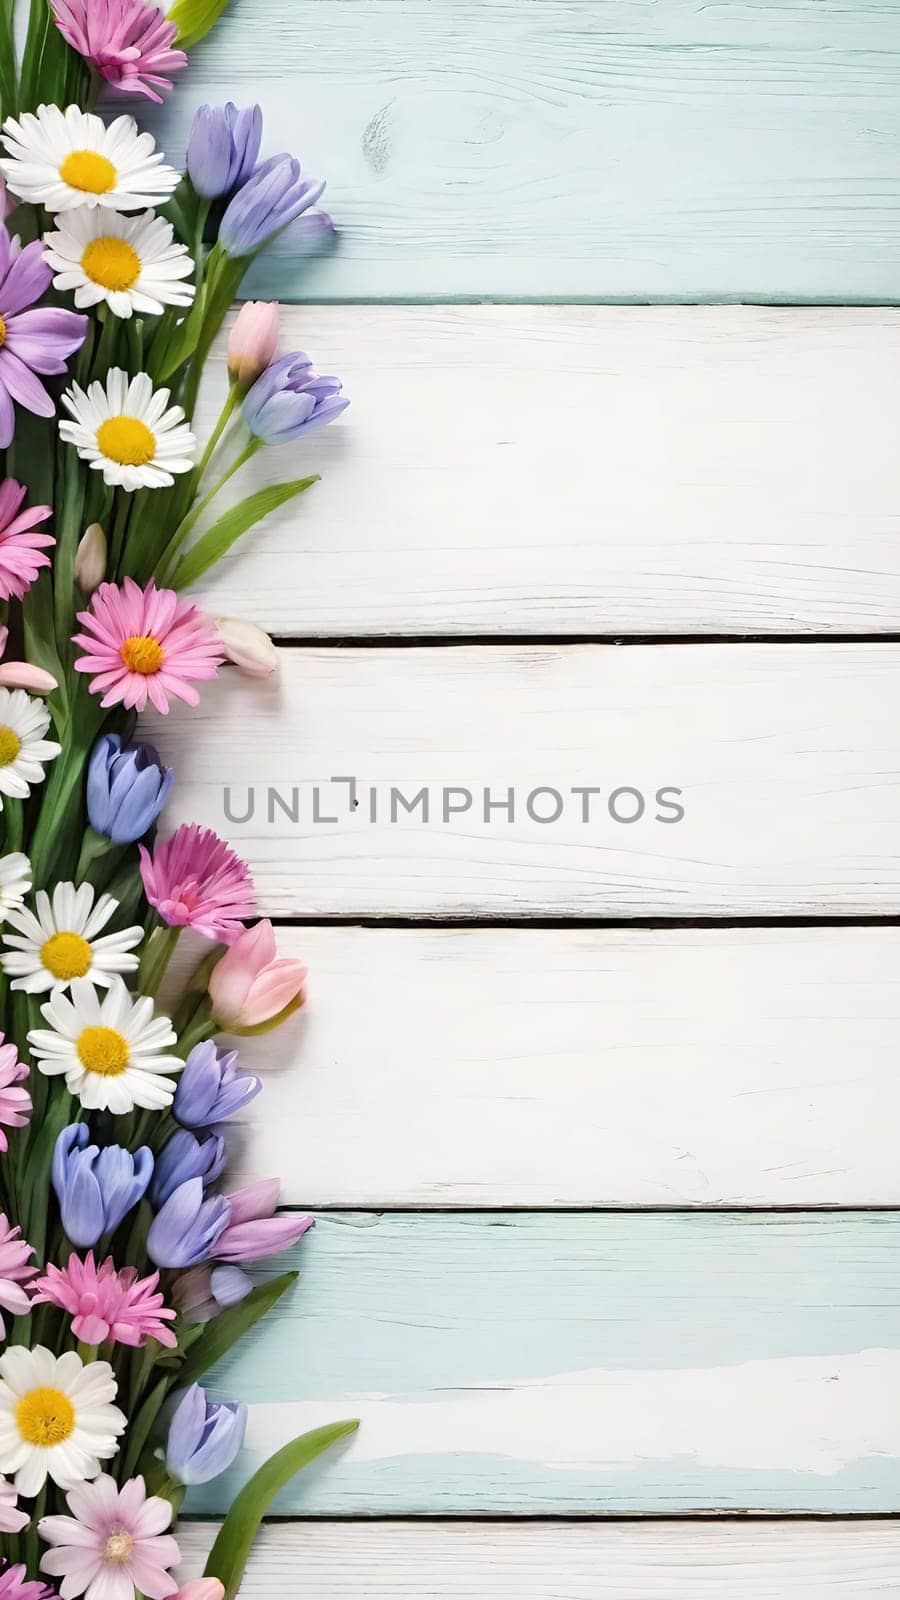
[148,0,900,302]
[187,1212,900,1515]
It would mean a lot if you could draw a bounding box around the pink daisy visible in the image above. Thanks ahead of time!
[0,479,53,602]
[0,1479,28,1534]
[31,1253,177,1350]
[0,1567,57,1600]
[72,578,224,714]
[39,1475,180,1600]
[51,0,187,104]
[0,1034,31,1152]
[0,1213,36,1337]
[139,824,254,944]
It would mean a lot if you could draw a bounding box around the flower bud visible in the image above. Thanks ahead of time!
[173,1584,226,1600]
[74,522,106,595]
[227,301,279,389]
[208,919,307,1034]
[215,616,278,678]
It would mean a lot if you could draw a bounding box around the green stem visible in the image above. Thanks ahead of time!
[196,383,239,483]
[156,440,261,584]
[137,923,182,996]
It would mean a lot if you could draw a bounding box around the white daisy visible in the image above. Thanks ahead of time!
[0,1345,125,1496]
[43,206,196,319]
[1,881,143,995]
[0,105,179,214]
[0,689,61,807]
[27,975,182,1113]
[59,368,196,491]
[0,854,30,925]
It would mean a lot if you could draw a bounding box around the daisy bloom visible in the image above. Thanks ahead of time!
[0,1345,125,1495]
[73,578,223,714]
[44,208,194,320]
[0,1039,30,1151]
[0,106,180,214]
[140,825,254,944]
[59,369,196,491]
[1,881,143,995]
[40,1475,180,1600]
[31,1254,177,1350]
[0,1215,36,1337]
[0,1477,28,1533]
[51,0,187,104]
[0,688,61,807]
[0,479,53,601]
[0,223,86,448]
[0,1566,57,1600]
[0,853,30,923]
[28,976,182,1114]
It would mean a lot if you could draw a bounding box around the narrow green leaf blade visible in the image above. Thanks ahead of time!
[173,1271,297,1389]
[170,477,319,589]
[205,1419,360,1600]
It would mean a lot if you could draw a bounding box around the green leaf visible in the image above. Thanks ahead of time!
[170,477,319,589]
[167,0,233,50]
[205,1419,360,1600]
[174,1271,298,1389]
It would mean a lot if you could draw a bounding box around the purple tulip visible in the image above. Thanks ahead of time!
[0,224,87,447]
[219,154,325,256]
[187,102,262,200]
[242,351,348,446]
[165,1383,247,1485]
[146,1177,231,1269]
[87,733,173,845]
[52,1125,153,1249]
[173,1041,261,1130]
[150,1128,227,1207]
[172,1262,254,1324]
[216,1178,313,1264]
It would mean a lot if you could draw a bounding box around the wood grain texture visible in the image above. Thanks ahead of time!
[200,924,900,1208]
[178,1520,900,1598]
[188,1212,900,1515]
[150,1,900,301]
[146,643,900,918]
[192,307,900,638]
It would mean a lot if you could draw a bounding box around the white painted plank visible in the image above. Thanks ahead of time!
[192,307,900,637]
[149,1,900,300]
[178,1520,900,1599]
[147,643,900,917]
[201,925,900,1208]
[188,1212,900,1514]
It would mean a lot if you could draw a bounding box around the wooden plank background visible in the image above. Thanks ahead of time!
[186,1212,900,1515]
[149,643,900,917]
[153,0,900,1588]
[194,307,900,637]
[151,0,900,301]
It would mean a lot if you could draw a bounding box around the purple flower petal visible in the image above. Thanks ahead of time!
[0,348,54,416]
[0,238,52,318]
[4,306,88,373]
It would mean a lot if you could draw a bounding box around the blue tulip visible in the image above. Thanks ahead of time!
[187,101,262,201]
[52,1125,153,1248]
[147,1178,231,1269]
[242,352,348,446]
[165,1383,247,1485]
[151,1128,227,1208]
[174,1041,261,1130]
[87,733,173,845]
[220,154,325,256]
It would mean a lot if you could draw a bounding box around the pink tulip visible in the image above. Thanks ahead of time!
[217,1178,313,1264]
[173,1583,225,1600]
[0,624,55,693]
[208,919,307,1034]
[227,301,279,388]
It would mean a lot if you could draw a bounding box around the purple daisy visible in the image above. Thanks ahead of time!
[0,225,87,448]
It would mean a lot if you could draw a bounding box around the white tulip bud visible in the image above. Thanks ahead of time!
[215,616,278,678]
[74,523,106,595]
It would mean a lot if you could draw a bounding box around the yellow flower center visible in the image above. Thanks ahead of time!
[59,149,116,195]
[81,235,141,292]
[119,634,163,675]
[42,931,92,981]
[0,313,6,349]
[76,1024,130,1077]
[96,416,157,468]
[103,1531,135,1564]
[16,1386,75,1447]
[0,726,21,767]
